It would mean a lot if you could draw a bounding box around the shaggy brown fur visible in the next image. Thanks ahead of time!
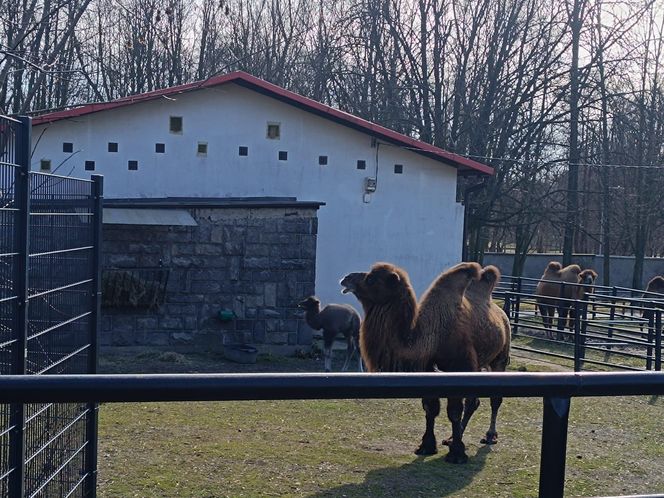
[340,262,511,464]
[535,262,597,339]
[642,276,664,326]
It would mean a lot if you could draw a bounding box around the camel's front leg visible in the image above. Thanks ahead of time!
[445,397,468,464]
[415,397,440,455]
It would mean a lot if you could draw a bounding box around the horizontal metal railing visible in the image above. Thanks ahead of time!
[1,371,664,498]
[494,275,663,372]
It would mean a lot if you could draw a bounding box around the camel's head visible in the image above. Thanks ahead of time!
[579,269,597,286]
[297,296,320,311]
[340,263,410,305]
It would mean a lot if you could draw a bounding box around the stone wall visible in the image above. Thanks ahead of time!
[101,204,319,353]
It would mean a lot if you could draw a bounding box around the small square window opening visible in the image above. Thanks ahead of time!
[108,142,118,152]
[170,116,183,133]
[319,155,328,166]
[85,160,95,171]
[40,159,51,171]
[128,160,138,171]
[278,151,288,161]
[63,142,73,153]
[357,160,366,170]
[197,142,208,156]
[239,146,248,156]
[267,123,280,139]
[155,143,165,153]
[394,164,403,174]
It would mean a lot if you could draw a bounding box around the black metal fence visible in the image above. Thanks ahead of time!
[494,275,664,372]
[1,371,663,498]
[0,115,103,497]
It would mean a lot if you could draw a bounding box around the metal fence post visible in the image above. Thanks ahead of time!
[646,303,654,371]
[9,115,31,498]
[573,300,582,372]
[579,300,587,371]
[539,396,571,498]
[84,175,103,497]
[513,278,522,336]
[607,286,617,349]
[556,283,566,341]
[503,293,513,339]
[655,309,662,372]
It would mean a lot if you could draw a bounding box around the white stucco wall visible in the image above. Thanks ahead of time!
[32,84,465,306]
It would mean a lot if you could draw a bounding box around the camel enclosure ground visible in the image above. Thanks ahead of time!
[96,349,664,498]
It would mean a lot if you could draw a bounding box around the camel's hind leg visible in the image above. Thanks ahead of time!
[415,398,440,456]
[556,305,570,341]
[481,397,502,445]
[538,303,553,339]
[481,350,509,445]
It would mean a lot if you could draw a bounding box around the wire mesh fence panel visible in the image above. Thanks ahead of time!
[0,115,101,498]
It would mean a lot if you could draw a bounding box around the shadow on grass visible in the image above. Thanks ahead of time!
[308,445,492,498]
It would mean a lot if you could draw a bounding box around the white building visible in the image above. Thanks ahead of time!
[31,72,492,306]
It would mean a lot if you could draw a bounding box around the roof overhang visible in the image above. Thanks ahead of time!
[31,72,493,176]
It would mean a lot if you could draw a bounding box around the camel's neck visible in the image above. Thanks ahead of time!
[361,294,418,372]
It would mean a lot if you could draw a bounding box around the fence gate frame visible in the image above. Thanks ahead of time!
[1,115,102,497]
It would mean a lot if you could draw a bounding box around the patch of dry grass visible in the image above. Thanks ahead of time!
[96,351,664,497]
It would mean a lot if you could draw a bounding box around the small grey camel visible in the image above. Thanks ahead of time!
[298,296,363,372]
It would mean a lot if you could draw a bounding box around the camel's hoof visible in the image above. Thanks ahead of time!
[481,432,498,445]
[444,450,468,464]
[415,443,437,456]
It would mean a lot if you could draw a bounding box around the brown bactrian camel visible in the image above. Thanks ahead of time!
[535,262,597,339]
[642,276,664,328]
[340,262,511,464]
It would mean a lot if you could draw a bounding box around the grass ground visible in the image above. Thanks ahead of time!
[96,350,664,498]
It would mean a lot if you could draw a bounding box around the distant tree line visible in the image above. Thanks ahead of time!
[1,0,663,287]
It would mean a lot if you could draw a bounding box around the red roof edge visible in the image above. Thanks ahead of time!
[31,71,493,175]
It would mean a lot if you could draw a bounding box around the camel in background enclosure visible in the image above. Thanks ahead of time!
[535,262,597,339]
